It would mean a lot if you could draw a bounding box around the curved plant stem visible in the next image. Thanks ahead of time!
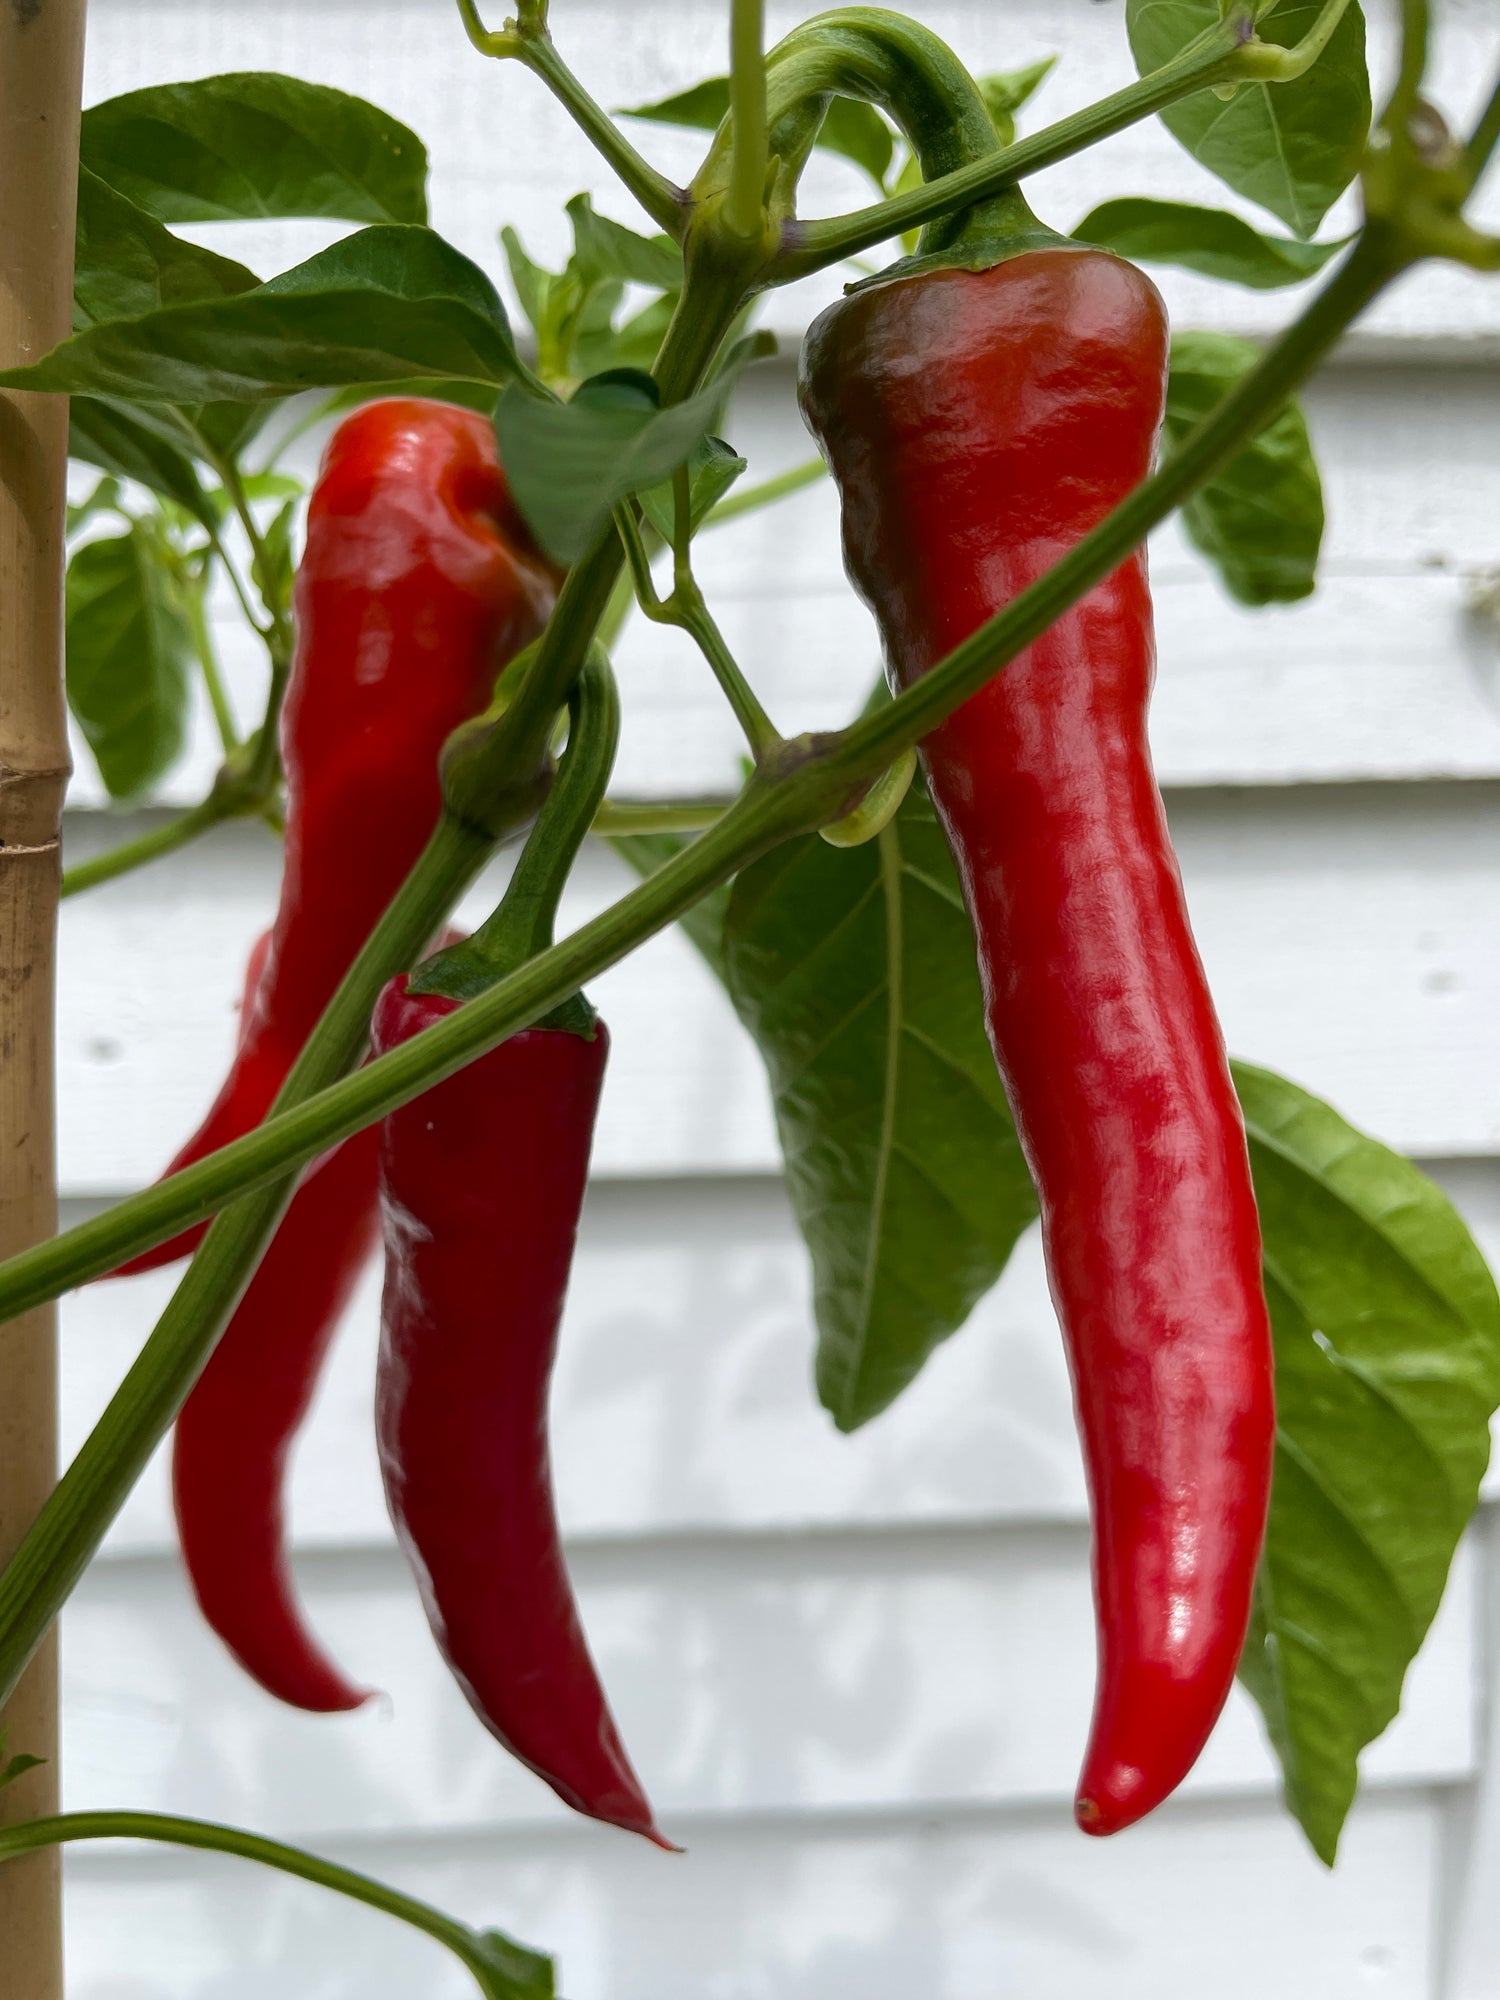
[774,22,1250,277]
[616,500,779,756]
[0,233,1410,1349]
[186,578,239,755]
[0,1812,539,1999]
[455,0,687,235]
[61,797,230,901]
[1237,0,1352,81]
[0,249,761,1713]
[0,812,497,1712]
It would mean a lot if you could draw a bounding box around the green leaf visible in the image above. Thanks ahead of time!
[609,831,732,984]
[1232,1060,1500,1863]
[618,78,730,132]
[722,781,1038,1431]
[977,56,1057,147]
[1074,196,1348,290]
[80,72,428,225]
[0,226,520,405]
[66,474,124,537]
[566,193,682,291]
[74,166,257,328]
[66,524,195,799]
[1126,0,1371,237]
[618,77,895,190]
[469,1927,556,2000]
[69,397,217,527]
[0,1728,46,1794]
[576,289,678,378]
[309,377,502,425]
[637,434,746,541]
[500,225,555,337]
[816,97,896,189]
[250,497,297,613]
[1165,330,1324,605]
[496,333,772,561]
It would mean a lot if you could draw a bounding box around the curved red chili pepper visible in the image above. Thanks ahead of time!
[801,250,1275,1835]
[116,397,557,1275]
[172,926,378,1711]
[371,975,669,1846]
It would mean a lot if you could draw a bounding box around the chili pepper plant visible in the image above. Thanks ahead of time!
[1,0,1500,1989]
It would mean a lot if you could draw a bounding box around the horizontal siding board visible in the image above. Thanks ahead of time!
[60,1789,1445,2000]
[64,361,1500,809]
[59,1528,1477,1835]
[55,782,1500,1191]
[62,1161,1500,1551]
[78,1,1500,353]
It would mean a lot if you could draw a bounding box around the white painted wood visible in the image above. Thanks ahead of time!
[54,780,1500,1193]
[1441,1504,1500,2000]
[59,1788,1445,2000]
[60,1529,1478,1838]
[64,361,1500,809]
[76,0,1500,355]
[60,1159,1500,1554]
[49,6,1500,1994]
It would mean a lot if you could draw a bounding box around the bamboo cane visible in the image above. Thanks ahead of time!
[1,1,86,1990]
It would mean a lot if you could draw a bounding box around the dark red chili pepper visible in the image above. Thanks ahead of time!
[800,249,1275,1836]
[366,650,662,1842]
[117,396,557,1275]
[172,929,378,1712]
[370,983,667,1843]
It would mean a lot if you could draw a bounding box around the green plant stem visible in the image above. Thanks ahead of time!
[210,451,295,800]
[705,455,825,524]
[455,0,687,236]
[187,577,238,754]
[1391,0,1431,131]
[0,1813,528,1999]
[60,797,231,901]
[0,811,496,1711]
[0,232,1409,1353]
[724,0,770,240]
[592,796,729,835]
[1237,0,1352,81]
[774,20,1251,276]
[616,502,779,756]
[1465,71,1500,181]
[0,244,760,1711]
[204,520,269,643]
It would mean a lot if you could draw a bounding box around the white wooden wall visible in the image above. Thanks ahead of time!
[49,2,1500,1994]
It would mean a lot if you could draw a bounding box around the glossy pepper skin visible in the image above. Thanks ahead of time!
[371,976,667,1846]
[800,250,1275,1836]
[172,929,379,1712]
[116,397,558,1275]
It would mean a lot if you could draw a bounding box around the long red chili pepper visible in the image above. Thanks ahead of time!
[370,652,666,1844]
[800,248,1275,1835]
[136,399,557,1713]
[116,396,557,1275]
[172,931,379,1712]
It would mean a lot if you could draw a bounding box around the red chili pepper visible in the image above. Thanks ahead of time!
[131,398,557,1715]
[371,976,668,1845]
[172,929,379,1712]
[800,250,1275,1835]
[116,396,557,1275]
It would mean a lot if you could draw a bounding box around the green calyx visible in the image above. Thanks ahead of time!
[694,7,1064,283]
[414,645,621,1033]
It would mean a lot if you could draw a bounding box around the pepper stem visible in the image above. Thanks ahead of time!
[412,647,621,1015]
